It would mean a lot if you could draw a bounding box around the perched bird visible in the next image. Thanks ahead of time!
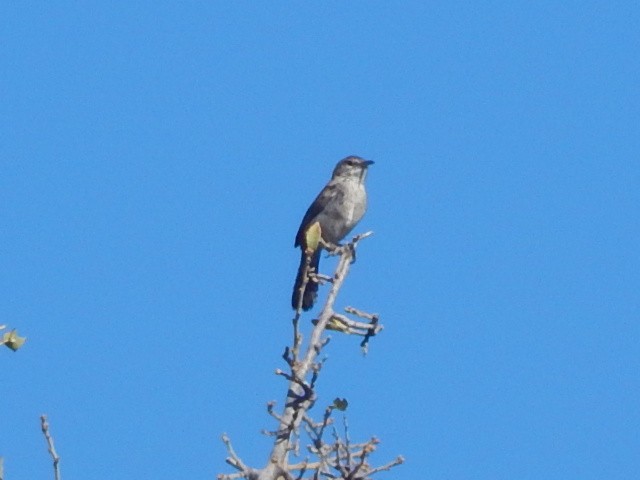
[292,156,374,311]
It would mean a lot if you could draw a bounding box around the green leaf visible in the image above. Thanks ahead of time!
[3,330,26,352]
[333,397,348,411]
[327,315,350,333]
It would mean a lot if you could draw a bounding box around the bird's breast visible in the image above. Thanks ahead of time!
[320,182,367,243]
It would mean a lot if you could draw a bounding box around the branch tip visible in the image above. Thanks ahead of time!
[40,415,61,480]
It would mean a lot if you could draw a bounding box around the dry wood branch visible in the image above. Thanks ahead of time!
[303,404,335,449]
[343,307,382,354]
[218,232,401,480]
[366,456,405,477]
[219,474,246,480]
[219,433,259,480]
[267,401,283,421]
[266,236,368,468]
[343,307,376,321]
[40,415,60,480]
[292,312,303,363]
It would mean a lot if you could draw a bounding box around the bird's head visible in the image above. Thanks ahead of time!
[332,156,374,181]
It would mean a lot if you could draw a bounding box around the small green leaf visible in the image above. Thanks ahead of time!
[3,330,26,352]
[333,397,348,411]
[327,315,350,333]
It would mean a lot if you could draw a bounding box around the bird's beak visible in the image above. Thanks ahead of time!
[363,160,375,167]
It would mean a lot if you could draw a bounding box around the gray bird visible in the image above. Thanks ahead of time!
[292,156,374,311]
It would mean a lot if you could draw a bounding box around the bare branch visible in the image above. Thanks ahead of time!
[366,456,405,477]
[220,434,254,477]
[343,307,376,321]
[267,401,283,421]
[217,473,249,480]
[40,415,60,480]
[218,232,401,480]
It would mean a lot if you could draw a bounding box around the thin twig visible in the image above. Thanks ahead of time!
[267,401,283,421]
[40,415,60,480]
[343,417,352,472]
[366,455,405,476]
[343,307,376,320]
[221,434,251,473]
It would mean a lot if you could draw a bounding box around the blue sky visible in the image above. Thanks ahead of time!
[2,2,639,479]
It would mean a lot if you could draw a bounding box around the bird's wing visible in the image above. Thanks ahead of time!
[294,181,344,248]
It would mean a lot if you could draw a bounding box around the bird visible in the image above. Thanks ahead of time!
[292,155,374,311]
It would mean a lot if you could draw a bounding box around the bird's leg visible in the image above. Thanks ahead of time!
[320,238,357,264]
[319,238,341,255]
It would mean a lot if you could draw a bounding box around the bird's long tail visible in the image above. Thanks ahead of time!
[291,248,321,311]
